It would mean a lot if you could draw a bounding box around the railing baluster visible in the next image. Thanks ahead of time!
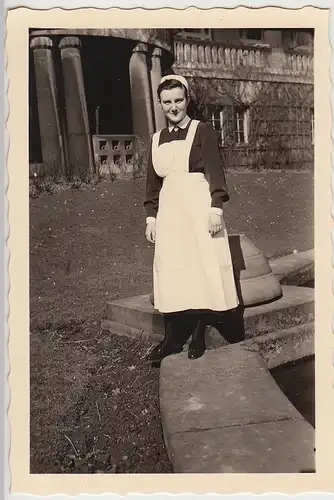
[184,43,190,67]
[212,45,218,66]
[225,47,231,67]
[218,46,224,65]
[237,48,243,66]
[198,44,205,65]
[230,47,236,68]
[191,43,198,64]
[205,45,211,66]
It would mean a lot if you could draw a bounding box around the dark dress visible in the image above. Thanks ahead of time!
[144,120,229,218]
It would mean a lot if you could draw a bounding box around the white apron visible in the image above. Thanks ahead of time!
[152,119,239,313]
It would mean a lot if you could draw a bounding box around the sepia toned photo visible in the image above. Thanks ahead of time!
[6,5,333,496]
[28,25,315,474]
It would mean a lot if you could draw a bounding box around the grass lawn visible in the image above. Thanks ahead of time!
[31,325,170,473]
[30,171,314,473]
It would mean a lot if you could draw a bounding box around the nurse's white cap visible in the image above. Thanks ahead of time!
[159,74,189,91]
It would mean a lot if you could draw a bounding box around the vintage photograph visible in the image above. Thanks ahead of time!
[29,26,315,475]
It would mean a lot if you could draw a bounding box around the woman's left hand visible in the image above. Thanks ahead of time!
[208,213,222,236]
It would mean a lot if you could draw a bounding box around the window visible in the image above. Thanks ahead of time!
[310,108,314,145]
[240,29,263,41]
[210,108,224,146]
[183,29,209,34]
[289,29,314,49]
[210,106,249,146]
[282,28,314,51]
[177,28,211,40]
[234,107,249,144]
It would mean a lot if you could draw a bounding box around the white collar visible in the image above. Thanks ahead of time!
[168,117,191,132]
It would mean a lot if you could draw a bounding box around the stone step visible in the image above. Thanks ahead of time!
[159,344,315,473]
[207,284,314,347]
[244,284,314,334]
[104,285,314,344]
[105,293,165,336]
[241,321,314,370]
[269,248,314,285]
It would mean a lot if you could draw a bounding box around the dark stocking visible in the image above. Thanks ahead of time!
[188,313,207,360]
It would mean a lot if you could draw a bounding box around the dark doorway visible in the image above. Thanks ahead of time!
[81,36,135,136]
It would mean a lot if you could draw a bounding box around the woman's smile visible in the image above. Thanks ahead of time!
[159,87,189,126]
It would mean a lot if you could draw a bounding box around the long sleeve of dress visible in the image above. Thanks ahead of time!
[199,121,230,208]
[144,140,163,218]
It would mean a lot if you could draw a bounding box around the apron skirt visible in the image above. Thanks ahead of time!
[151,120,239,314]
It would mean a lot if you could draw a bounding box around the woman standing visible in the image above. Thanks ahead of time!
[144,74,238,364]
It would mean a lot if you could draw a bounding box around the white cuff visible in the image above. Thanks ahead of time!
[146,216,156,224]
[209,207,223,216]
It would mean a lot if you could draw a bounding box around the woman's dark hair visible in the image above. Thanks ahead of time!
[157,79,188,100]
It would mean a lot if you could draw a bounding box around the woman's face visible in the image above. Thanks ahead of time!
[159,86,189,125]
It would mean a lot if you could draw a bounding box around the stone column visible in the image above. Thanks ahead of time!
[129,42,154,145]
[150,47,167,131]
[59,36,93,180]
[30,36,65,167]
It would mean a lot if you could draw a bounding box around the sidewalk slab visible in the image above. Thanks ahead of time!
[160,345,302,435]
[169,419,315,473]
[159,344,314,473]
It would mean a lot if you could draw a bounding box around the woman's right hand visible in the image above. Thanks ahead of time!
[208,213,222,236]
[145,218,156,243]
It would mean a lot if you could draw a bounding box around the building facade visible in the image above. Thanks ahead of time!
[29,28,314,176]
[173,28,314,170]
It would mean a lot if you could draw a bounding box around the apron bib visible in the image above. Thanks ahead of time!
[151,120,239,313]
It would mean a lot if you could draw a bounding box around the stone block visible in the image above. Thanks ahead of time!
[243,321,314,370]
[106,294,165,335]
[168,419,315,473]
[160,345,303,436]
[269,249,314,286]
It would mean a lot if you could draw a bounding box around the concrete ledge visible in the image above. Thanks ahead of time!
[103,248,314,343]
[159,344,315,473]
[102,317,314,372]
[168,418,315,473]
[242,321,314,370]
[101,318,163,345]
[106,293,165,335]
[242,285,314,335]
[270,249,314,285]
[104,285,314,344]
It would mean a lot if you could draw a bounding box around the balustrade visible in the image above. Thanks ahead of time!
[173,39,313,81]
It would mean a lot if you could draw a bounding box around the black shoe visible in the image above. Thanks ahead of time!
[188,317,206,360]
[188,340,205,359]
[146,341,164,361]
[150,343,183,368]
[148,341,183,363]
